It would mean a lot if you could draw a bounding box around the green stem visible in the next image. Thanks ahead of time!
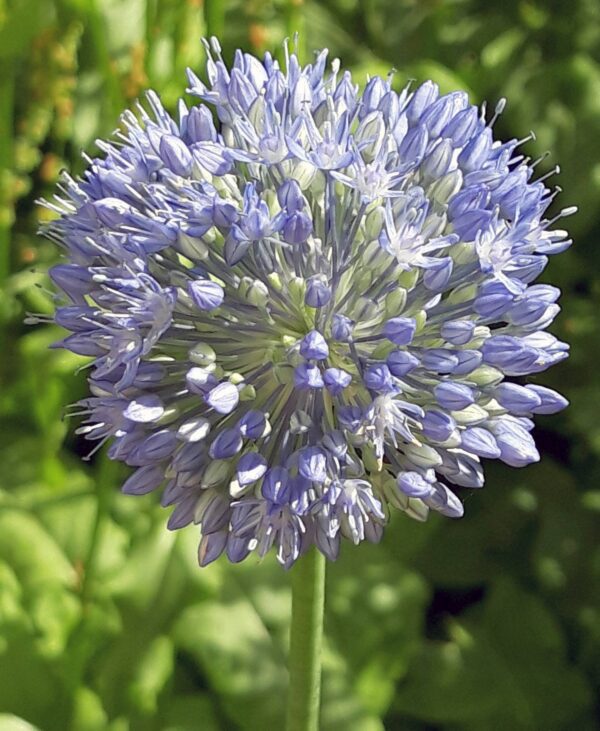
[286,548,326,731]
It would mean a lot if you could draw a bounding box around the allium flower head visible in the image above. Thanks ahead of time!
[43,39,572,568]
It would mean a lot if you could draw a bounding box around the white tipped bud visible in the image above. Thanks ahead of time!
[451,242,477,266]
[289,161,317,189]
[189,342,216,366]
[287,276,306,306]
[177,231,209,260]
[177,417,211,443]
[365,206,385,241]
[239,277,269,307]
[267,271,283,291]
[384,287,407,317]
[402,443,443,469]
[290,410,312,434]
[468,365,504,387]
[429,169,463,204]
[451,404,489,426]
[239,384,256,401]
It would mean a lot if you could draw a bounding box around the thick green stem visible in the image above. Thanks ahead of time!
[286,548,326,731]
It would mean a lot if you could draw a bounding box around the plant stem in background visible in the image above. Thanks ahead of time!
[286,548,326,731]
[204,0,225,40]
[88,0,125,127]
[0,67,14,286]
[286,0,306,63]
[0,66,15,371]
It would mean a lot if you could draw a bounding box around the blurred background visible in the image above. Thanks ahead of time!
[0,0,599,729]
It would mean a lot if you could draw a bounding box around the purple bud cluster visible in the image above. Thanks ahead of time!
[43,38,571,568]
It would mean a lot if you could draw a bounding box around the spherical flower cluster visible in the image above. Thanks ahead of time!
[44,39,572,568]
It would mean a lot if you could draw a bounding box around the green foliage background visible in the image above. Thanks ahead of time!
[0,0,599,729]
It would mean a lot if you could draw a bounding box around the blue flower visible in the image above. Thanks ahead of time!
[44,38,572,569]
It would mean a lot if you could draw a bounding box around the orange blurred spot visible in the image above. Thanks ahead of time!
[249,23,269,53]
[40,153,62,183]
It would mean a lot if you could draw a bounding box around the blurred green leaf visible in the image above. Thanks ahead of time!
[162,695,221,731]
[0,510,77,588]
[0,716,42,731]
[394,579,593,729]
[172,589,288,730]
[127,635,174,716]
[70,687,109,731]
[326,541,429,719]
[0,0,54,61]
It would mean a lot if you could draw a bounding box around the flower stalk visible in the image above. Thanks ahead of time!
[286,548,326,731]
